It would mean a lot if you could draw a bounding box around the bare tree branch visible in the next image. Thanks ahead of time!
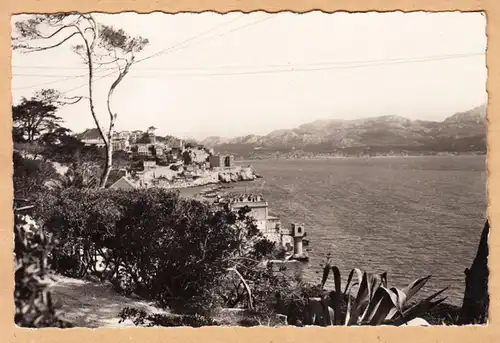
[33,24,76,40]
[57,96,85,105]
[227,267,254,311]
[24,31,79,52]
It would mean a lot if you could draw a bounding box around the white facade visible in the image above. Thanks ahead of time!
[82,138,106,147]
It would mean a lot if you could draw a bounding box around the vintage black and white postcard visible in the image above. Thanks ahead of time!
[9,8,489,333]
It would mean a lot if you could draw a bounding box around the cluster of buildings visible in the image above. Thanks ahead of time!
[208,154,234,169]
[80,126,234,169]
[80,127,186,160]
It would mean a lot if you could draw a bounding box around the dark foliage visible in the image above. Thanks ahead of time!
[13,151,58,200]
[458,220,489,324]
[14,212,72,328]
[32,188,275,313]
[118,307,218,327]
[12,92,60,143]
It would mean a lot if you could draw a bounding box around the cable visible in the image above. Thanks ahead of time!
[13,51,484,75]
[133,14,247,65]
[11,68,115,91]
[59,70,117,95]
[11,15,273,91]
[133,15,275,66]
[12,52,481,90]
[12,65,90,70]
[13,73,89,78]
[11,18,248,71]
[113,52,487,78]
[12,65,112,70]
[12,75,85,90]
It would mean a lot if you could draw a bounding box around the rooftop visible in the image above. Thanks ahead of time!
[216,193,266,204]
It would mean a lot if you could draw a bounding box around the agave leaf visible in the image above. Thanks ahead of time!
[379,287,405,322]
[321,296,335,326]
[331,266,342,294]
[330,266,342,324]
[359,272,385,322]
[346,272,368,325]
[364,287,397,325]
[390,287,407,316]
[404,286,448,315]
[386,305,399,321]
[344,281,359,325]
[328,290,341,325]
[399,297,448,326]
[362,287,387,323]
[399,287,449,325]
[370,299,397,326]
[344,268,363,295]
[321,263,331,289]
[368,273,385,301]
[402,275,432,302]
[348,271,385,325]
[381,272,388,288]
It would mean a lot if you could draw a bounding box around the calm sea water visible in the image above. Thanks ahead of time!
[230,156,487,305]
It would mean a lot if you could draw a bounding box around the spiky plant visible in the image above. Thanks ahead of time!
[305,263,448,326]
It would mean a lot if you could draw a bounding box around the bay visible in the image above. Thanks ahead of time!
[229,155,487,305]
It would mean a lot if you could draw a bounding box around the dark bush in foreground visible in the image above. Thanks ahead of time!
[14,213,71,328]
[119,307,219,327]
[33,188,275,313]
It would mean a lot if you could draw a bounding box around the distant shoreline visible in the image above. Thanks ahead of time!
[236,152,486,163]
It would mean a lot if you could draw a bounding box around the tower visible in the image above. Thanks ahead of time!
[290,223,307,260]
[147,126,157,144]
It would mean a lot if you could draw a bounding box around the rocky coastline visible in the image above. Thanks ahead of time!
[217,166,262,183]
[156,166,261,195]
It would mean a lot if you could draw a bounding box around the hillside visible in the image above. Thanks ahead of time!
[202,105,487,158]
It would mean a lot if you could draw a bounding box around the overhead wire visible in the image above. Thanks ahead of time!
[13,52,484,78]
[12,75,86,90]
[11,13,484,89]
[11,14,271,92]
[12,67,115,91]
[13,14,276,71]
[58,70,118,95]
[132,13,248,65]
[104,52,488,78]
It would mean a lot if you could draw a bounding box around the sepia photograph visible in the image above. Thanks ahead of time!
[11,11,488,328]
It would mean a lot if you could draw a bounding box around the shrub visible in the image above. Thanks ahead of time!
[275,282,326,326]
[33,188,122,279]
[33,188,275,314]
[118,307,219,327]
[14,213,71,328]
[13,152,58,200]
[55,162,101,190]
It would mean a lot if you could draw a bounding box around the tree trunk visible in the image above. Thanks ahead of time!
[458,220,489,324]
[100,142,113,188]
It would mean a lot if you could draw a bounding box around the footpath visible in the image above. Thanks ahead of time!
[48,275,168,328]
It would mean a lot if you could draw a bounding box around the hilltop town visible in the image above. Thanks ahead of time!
[77,126,260,190]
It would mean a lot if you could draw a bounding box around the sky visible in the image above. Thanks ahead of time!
[11,11,487,140]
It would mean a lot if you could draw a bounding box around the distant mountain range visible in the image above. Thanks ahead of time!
[201,105,487,158]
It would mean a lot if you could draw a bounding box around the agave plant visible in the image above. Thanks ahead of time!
[305,263,449,326]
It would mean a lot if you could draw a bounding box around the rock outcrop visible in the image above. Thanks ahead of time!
[218,167,257,183]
